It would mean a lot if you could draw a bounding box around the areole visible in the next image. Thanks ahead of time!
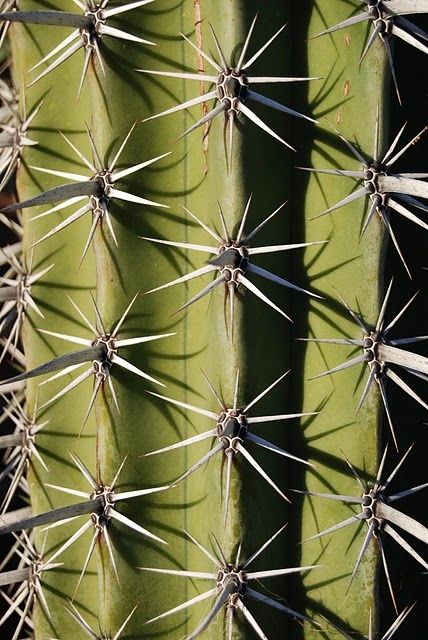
[0,1,427,639]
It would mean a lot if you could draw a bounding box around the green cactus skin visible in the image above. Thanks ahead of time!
[89,3,295,637]
[290,3,388,637]
[10,3,97,637]
[1,0,427,639]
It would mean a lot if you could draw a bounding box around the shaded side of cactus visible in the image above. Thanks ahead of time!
[0,1,427,639]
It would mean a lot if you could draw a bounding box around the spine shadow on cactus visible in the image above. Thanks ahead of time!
[0,1,427,639]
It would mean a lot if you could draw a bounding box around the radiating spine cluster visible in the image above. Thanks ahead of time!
[0,1,427,639]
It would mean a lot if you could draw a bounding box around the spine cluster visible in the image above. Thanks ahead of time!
[0,1,427,639]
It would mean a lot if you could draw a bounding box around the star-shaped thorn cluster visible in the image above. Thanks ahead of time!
[2,125,169,266]
[300,120,428,277]
[0,292,175,431]
[0,394,48,513]
[140,525,319,640]
[0,100,40,192]
[0,1,157,96]
[143,196,325,327]
[41,453,167,600]
[138,14,317,153]
[0,531,62,640]
[311,0,428,103]
[298,445,428,612]
[303,279,428,449]
[0,249,53,364]
[144,370,316,517]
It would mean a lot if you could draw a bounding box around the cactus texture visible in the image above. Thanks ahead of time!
[0,1,427,639]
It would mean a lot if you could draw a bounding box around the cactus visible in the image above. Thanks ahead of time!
[0,1,427,639]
